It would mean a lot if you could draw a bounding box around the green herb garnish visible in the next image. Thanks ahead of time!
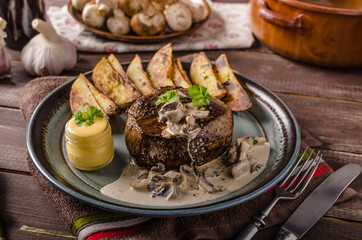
[193,166,201,177]
[73,106,104,127]
[255,165,262,172]
[188,85,212,108]
[252,136,258,145]
[155,90,179,105]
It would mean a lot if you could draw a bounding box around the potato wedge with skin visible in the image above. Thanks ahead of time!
[83,75,119,116]
[172,59,192,88]
[146,43,174,88]
[92,57,142,109]
[70,74,111,119]
[126,54,154,95]
[213,54,252,111]
[190,52,227,99]
[175,58,191,85]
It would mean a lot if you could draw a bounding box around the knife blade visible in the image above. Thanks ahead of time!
[275,163,361,240]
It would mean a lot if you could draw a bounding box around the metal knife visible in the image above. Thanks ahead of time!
[275,163,361,240]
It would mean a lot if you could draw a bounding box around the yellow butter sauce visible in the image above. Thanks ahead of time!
[65,118,114,171]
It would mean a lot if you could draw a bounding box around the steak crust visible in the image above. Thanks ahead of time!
[125,87,233,169]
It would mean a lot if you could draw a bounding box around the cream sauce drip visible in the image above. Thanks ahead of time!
[101,137,270,206]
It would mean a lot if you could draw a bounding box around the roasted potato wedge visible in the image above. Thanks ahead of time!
[175,58,191,85]
[126,54,154,95]
[146,43,174,88]
[172,59,192,88]
[83,75,119,116]
[70,74,115,119]
[92,57,142,109]
[213,54,252,111]
[190,52,227,99]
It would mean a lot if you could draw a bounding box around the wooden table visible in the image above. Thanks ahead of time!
[0,0,361,239]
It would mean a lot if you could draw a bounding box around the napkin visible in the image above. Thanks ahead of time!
[47,2,254,53]
[20,76,357,240]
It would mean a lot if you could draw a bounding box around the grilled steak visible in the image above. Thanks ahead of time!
[125,87,233,169]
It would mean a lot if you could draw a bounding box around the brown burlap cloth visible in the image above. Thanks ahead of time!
[20,76,357,240]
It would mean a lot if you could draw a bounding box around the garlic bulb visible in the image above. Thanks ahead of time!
[21,19,77,76]
[0,17,11,79]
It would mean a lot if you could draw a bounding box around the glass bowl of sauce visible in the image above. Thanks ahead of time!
[65,117,114,171]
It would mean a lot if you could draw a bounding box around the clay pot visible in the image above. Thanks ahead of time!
[250,0,362,67]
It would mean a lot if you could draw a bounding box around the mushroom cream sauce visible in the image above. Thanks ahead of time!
[101,137,270,206]
[101,89,270,205]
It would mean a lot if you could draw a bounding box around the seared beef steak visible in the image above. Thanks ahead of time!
[125,87,233,169]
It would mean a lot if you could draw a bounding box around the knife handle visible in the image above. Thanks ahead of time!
[274,228,299,240]
[233,216,265,240]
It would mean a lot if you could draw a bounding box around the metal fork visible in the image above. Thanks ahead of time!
[234,148,322,240]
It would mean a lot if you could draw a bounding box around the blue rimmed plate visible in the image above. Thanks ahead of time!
[26,63,300,217]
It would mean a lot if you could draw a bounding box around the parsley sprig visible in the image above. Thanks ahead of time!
[73,106,104,127]
[188,85,212,108]
[155,90,179,105]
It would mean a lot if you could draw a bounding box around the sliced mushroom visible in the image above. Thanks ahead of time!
[131,178,151,189]
[198,176,225,193]
[204,168,220,178]
[223,143,238,165]
[164,170,179,179]
[150,163,166,172]
[191,110,209,119]
[137,169,149,179]
[147,174,169,191]
[159,100,186,123]
[185,115,195,127]
[152,182,180,200]
[231,160,250,178]
[172,173,186,186]
[179,165,198,183]
[238,141,251,162]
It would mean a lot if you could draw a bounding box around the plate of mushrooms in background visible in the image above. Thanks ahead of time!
[68,0,211,43]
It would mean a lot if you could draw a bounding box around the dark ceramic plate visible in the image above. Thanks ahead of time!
[26,63,300,217]
[67,1,211,43]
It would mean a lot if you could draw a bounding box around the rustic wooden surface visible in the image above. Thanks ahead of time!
[0,0,361,239]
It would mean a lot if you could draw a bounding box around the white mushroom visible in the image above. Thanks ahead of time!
[96,0,118,17]
[71,0,89,11]
[164,2,193,32]
[130,0,166,36]
[107,8,131,35]
[204,168,220,178]
[82,2,106,28]
[119,0,143,17]
[179,165,198,183]
[180,0,209,23]
[231,160,250,178]
[198,176,225,193]
[150,163,166,173]
[152,182,181,200]
[131,178,151,189]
